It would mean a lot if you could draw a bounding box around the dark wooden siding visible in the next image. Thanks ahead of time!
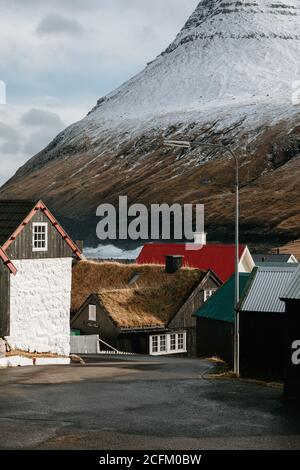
[118,332,150,355]
[197,317,233,366]
[168,274,220,357]
[240,311,285,380]
[284,300,300,399]
[6,210,73,260]
[0,263,10,336]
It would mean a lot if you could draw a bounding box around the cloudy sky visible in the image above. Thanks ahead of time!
[0,0,198,185]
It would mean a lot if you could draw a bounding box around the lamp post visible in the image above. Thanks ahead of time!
[164,139,240,376]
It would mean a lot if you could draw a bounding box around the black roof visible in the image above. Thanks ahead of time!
[252,253,292,264]
[0,200,37,246]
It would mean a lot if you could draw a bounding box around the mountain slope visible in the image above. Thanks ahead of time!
[1,0,300,245]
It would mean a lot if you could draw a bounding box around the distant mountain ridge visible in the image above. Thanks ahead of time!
[1,0,300,245]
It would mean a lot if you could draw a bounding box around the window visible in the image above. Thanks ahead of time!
[170,334,177,351]
[150,332,187,355]
[151,336,158,353]
[204,289,216,302]
[32,223,48,252]
[88,304,97,322]
[160,335,166,352]
[177,333,185,351]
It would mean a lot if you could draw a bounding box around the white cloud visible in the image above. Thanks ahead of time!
[0,121,21,141]
[0,102,84,184]
[0,0,199,185]
[36,12,84,36]
[0,122,22,156]
[20,108,65,128]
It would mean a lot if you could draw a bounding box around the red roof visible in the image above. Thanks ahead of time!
[137,243,246,283]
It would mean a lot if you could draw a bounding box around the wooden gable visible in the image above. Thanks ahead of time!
[0,200,82,262]
[167,270,222,330]
[6,209,74,260]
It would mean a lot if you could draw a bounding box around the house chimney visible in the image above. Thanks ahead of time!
[193,232,207,245]
[165,255,183,274]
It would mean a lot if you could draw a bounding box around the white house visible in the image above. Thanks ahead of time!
[0,199,82,356]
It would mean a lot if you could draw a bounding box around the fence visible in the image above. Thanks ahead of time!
[70,335,136,355]
[70,335,100,354]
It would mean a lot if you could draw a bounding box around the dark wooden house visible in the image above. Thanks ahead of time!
[0,200,82,356]
[71,257,221,356]
[238,265,299,380]
[195,273,251,367]
[280,266,300,399]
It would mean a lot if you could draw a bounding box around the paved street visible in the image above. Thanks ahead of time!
[0,355,300,450]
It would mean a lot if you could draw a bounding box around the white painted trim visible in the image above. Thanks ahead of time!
[35,357,70,366]
[239,246,255,273]
[32,222,48,252]
[0,356,70,368]
[204,289,217,302]
[288,254,299,263]
[88,304,97,322]
[149,332,187,356]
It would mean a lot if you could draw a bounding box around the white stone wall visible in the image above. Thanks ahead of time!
[6,258,72,356]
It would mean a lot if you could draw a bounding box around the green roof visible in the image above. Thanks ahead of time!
[195,273,251,323]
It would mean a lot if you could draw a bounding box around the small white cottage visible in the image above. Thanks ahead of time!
[0,199,82,356]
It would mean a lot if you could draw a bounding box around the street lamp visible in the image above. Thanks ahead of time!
[164,139,240,376]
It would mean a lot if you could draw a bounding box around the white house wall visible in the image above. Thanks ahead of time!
[6,258,72,356]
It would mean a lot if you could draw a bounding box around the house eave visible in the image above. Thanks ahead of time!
[119,326,168,334]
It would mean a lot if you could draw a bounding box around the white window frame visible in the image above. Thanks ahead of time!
[159,335,167,353]
[32,222,48,252]
[177,332,185,351]
[150,332,187,356]
[151,335,159,354]
[204,289,216,302]
[170,333,177,351]
[88,304,97,322]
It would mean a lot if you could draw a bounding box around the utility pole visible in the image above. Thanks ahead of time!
[164,139,240,375]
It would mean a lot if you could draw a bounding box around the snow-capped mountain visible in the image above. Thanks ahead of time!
[1,0,300,245]
[87,0,300,120]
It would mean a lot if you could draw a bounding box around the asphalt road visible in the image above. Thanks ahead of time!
[0,354,300,450]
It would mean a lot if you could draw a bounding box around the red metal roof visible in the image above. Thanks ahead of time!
[137,243,246,283]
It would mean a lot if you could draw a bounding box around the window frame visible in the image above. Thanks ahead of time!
[32,222,48,252]
[177,333,185,351]
[88,304,97,322]
[170,333,177,351]
[151,335,159,354]
[204,289,216,302]
[150,332,187,356]
[159,335,167,353]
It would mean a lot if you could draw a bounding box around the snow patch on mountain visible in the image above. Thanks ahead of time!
[85,0,300,126]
